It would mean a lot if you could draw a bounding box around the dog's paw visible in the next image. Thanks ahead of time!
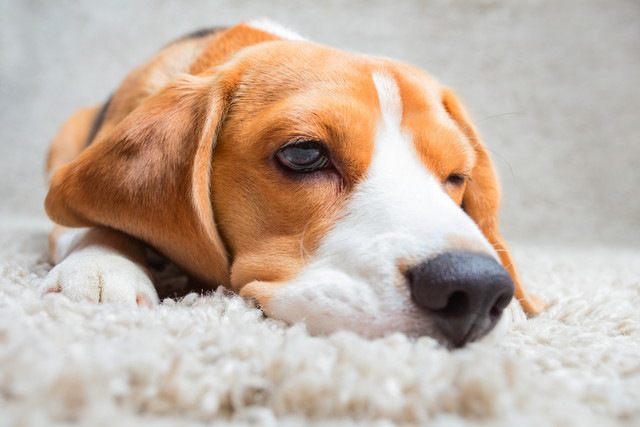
[41,249,159,307]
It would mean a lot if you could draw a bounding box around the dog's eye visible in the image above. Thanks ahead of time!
[445,173,468,186]
[276,140,330,173]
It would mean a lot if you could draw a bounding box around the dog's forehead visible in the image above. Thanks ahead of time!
[232,42,373,103]
[233,42,441,106]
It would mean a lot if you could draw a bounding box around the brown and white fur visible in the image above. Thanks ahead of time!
[43,19,544,346]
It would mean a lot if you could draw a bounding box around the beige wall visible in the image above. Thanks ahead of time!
[1,0,638,246]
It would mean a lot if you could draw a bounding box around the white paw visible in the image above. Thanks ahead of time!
[41,249,159,307]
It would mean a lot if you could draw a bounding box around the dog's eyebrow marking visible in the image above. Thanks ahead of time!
[245,18,306,41]
[372,72,403,128]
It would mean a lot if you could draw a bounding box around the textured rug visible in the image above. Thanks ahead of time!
[1,222,639,426]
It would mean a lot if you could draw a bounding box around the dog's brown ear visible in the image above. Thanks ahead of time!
[46,74,233,286]
[442,88,544,315]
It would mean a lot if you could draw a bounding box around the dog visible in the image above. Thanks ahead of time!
[42,19,544,348]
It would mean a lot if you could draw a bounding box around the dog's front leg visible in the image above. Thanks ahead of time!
[41,226,158,307]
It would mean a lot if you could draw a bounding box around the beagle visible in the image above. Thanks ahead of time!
[43,19,544,347]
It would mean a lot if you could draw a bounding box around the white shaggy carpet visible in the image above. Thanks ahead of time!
[1,222,639,426]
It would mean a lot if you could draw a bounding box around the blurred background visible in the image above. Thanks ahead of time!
[1,0,638,247]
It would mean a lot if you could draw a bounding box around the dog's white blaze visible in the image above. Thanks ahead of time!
[267,73,503,338]
[245,18,305,41]
[372,73,402,126]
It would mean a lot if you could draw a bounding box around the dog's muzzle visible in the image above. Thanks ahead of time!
[405,251,515,348]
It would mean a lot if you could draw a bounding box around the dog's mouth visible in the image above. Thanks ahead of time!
[240,252,514,349]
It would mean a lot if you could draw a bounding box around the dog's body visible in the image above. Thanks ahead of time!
[43,20,543,347]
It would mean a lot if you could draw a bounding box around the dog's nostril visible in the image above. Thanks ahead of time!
[439,290,469,318]
[490,292,512,319]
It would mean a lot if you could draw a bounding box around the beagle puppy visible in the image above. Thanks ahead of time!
[43,19,544,348]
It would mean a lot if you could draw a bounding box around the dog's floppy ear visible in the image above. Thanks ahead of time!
[46,73,234,286]
[442,88,544,315]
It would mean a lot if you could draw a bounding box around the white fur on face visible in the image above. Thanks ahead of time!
[245,18,305,41]
[266,73,504,338]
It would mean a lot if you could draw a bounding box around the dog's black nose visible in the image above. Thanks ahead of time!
[406,252,514,348]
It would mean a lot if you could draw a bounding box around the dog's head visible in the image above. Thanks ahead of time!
[46,21,543,347]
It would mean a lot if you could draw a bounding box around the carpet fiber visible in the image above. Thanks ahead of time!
[1,223,639,426]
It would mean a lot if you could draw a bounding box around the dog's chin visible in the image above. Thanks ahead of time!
[261,288,512,349]
[284,300,526,350]
[265,307,496,349]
